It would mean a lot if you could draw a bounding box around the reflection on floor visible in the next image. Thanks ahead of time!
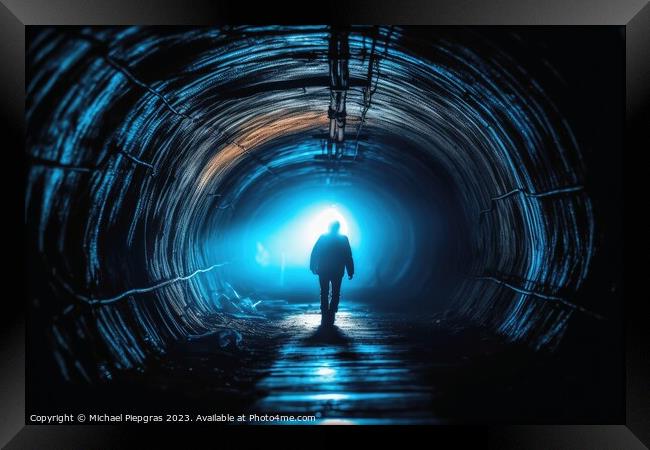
[32,300,615,425]
[253,303,442,424]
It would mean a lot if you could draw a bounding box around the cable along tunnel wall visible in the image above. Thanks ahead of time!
[26,26,595,381]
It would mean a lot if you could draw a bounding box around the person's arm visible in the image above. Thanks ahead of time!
[344,236,354,278]
[310,237,322,274]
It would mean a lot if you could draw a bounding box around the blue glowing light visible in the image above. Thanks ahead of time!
[315,367,336,377]
[306,205,350,243]
[261,203,357,269]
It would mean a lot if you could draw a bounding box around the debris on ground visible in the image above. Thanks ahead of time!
[218,329,243,349]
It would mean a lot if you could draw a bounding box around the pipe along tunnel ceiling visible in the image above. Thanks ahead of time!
[27,26,601,382]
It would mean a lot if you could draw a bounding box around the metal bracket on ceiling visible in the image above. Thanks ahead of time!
[326,26,350,161]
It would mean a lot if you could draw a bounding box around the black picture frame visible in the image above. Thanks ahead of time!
[2,0,647,448]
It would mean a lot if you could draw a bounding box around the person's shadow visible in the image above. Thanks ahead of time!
[304,324,351,346]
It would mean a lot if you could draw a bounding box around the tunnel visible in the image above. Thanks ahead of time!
[26,26,623,423]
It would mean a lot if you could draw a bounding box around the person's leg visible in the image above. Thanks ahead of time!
[318,275,330,314]
[330,275,343,314]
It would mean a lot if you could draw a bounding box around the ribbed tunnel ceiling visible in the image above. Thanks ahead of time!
[27,26,597,380]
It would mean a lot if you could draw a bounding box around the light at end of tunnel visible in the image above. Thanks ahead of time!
[306,205,350,243]
[255,203,358,268]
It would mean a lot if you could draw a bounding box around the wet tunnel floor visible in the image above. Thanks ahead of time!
[252,304,445,424]
[141,301,557,424]
[44,301,616,424]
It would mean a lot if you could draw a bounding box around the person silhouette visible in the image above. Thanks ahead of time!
[309,220,354,326]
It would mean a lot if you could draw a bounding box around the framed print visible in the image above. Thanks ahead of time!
[1,0,647,448]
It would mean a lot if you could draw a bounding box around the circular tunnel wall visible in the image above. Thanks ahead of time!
[26,26,595,381]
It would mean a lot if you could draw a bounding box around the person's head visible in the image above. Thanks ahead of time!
[328,220,341,235]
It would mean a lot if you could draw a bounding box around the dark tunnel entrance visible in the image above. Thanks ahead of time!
[25,26,624,424]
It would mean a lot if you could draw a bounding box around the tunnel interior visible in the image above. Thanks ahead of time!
[26,26,623,422]
[204,128,466,307]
